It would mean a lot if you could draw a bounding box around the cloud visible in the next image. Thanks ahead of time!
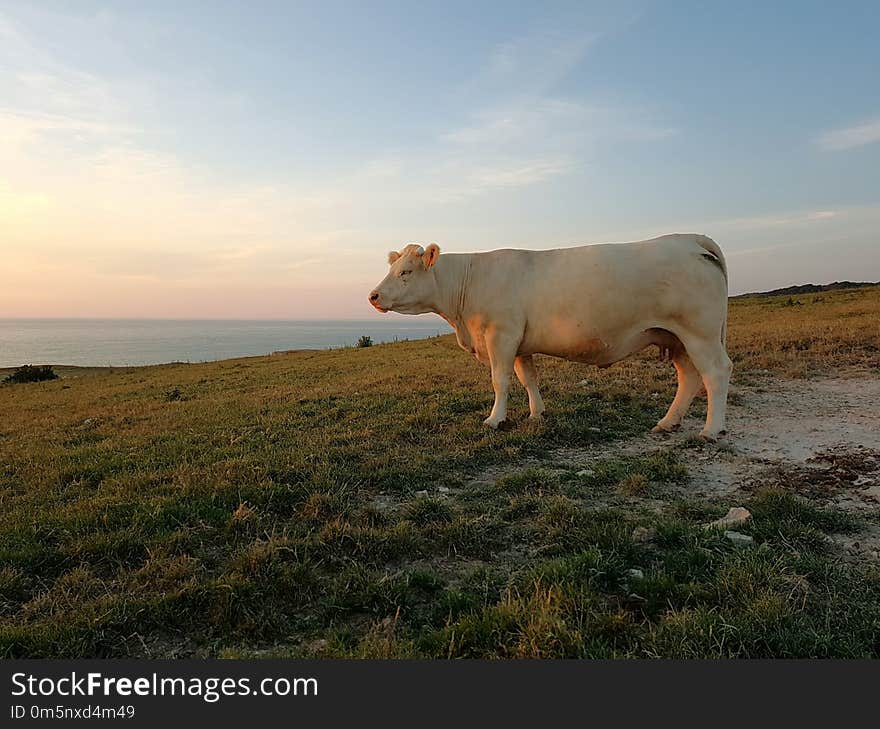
[805,210,837,220]
[431,27,675,204]
[324,152,573,208]
[714,209,839,231]
[462,31,598,102]
[464,158,572,190]
[445,99,676,151]
[816,118,880,151]
[0,12,131,123]
[444,99,594,147]
[631,208,845,242]
[0,108,135,146]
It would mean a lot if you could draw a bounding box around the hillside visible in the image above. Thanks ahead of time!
[734,280,880,298]
[1,286,879,658]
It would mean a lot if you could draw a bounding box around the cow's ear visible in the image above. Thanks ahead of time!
[388,251,401,265]
[422,243,440,269]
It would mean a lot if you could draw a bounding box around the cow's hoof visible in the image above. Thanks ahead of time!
[699,427,727,442]
[651,421,680,434]
[483,417,505,429]
[528,413,545,423]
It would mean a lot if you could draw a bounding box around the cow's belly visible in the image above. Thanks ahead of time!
[520,320,680,367]
[532,338,630,367]
[543,337,617,365]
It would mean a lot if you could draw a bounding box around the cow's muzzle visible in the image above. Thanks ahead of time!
[369,291,388,312]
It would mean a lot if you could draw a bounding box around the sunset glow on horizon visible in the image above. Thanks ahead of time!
[1,2,878,319]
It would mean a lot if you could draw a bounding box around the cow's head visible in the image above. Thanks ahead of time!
[369,243,440,314]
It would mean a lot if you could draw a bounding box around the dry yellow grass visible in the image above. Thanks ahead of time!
[727,286,880,377]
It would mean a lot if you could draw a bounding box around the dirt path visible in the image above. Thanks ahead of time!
[473,376,880,559]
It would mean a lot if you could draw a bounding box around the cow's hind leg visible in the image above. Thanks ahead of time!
[677,335,733,441]
[652,351,702,433]
[484,329,519,429]
[514,355,545,420]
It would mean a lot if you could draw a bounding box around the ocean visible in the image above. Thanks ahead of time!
[0,317,453,368]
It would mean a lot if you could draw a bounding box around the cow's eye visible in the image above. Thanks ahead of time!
[400,270,412,276]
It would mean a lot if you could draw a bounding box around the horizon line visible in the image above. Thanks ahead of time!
[0,316,447,322]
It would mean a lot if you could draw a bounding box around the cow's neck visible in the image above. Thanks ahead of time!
[430,254,473,327]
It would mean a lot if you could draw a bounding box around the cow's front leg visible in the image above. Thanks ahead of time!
[483,329,518,429]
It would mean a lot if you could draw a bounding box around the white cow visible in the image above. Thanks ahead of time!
[369,234,732,440]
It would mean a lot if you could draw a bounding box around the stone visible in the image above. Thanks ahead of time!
[576,469,595,477]
[307,639,328,653]
[631,526,657,543]
[415,490,428,498]
[705,507,752,530]
[626,568,644,580]
[724,530,754,546]
[438,486,450,493]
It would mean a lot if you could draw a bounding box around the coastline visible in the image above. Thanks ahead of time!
[0,318,453,370]
[0,338,452,377]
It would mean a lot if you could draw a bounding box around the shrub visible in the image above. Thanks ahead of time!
[356,335,373,348]
[164,387,184,401]
[2,365,59,385]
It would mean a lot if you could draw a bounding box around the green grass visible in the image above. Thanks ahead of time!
[1,287,880,658]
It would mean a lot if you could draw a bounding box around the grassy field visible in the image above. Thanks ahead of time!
[1,286,879,658]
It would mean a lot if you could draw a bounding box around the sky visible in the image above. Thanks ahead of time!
[0,0,878,319]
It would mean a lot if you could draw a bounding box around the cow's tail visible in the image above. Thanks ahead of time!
[695,234,727,285]
[695,234,728,346]
[721,305,728,348]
